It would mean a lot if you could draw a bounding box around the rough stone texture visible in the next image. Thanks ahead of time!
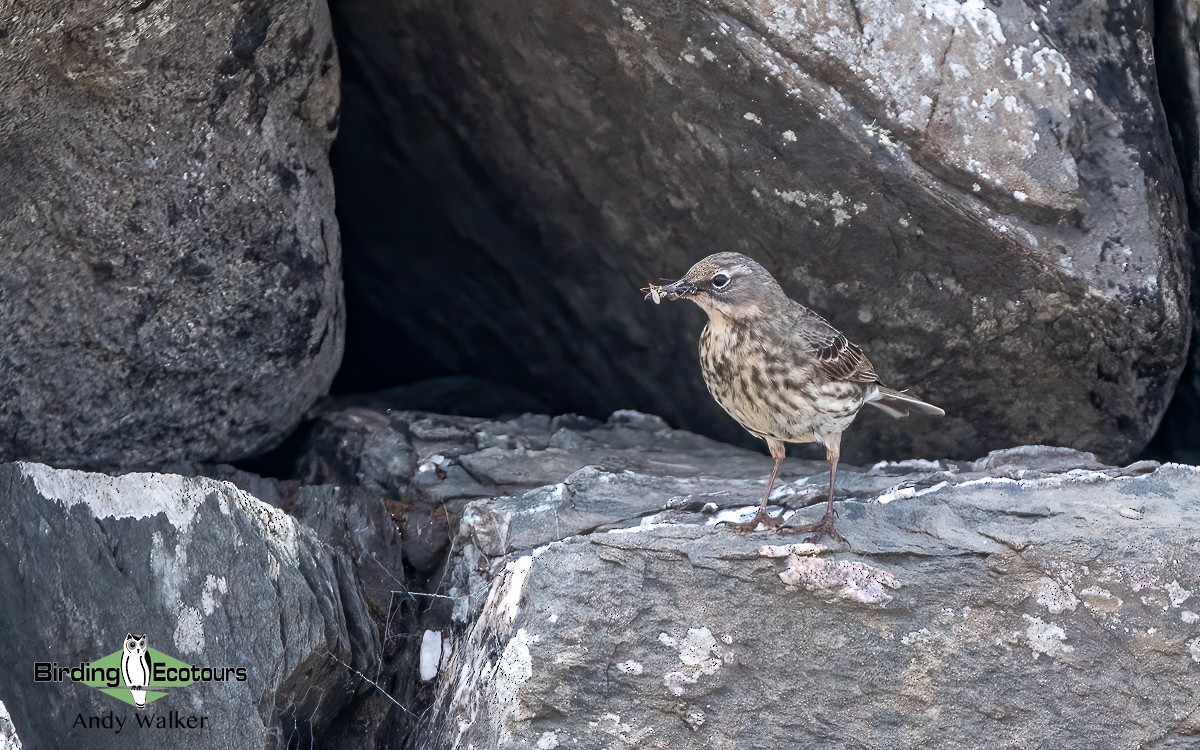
[400,412,1200,748]
[0,0,344,468]
[331,0,1189,463]
[0,462,382,749]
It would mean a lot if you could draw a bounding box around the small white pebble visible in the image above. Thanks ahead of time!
[1118,507,1144,520]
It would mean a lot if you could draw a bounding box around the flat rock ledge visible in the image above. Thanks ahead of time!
[1,410,1198,749]
[404,412,1200,749]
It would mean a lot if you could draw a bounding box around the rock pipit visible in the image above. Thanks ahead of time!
[646,252,943,542]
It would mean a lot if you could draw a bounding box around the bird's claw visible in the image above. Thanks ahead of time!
[725,510,787,533]
[788,513,846,544]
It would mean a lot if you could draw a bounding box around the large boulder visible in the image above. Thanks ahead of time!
[404,413,1200,748]
[0,0,343,468]
[0,463,382,749]
[331,0,1189,463]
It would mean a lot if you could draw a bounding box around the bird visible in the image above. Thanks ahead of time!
[645,252,943,542]
[120,633,151,710]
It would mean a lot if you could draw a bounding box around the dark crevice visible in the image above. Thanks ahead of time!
[1144,0,1200,463]
[327,3,556,410]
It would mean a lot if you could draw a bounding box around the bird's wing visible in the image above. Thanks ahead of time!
[813,332,879,383]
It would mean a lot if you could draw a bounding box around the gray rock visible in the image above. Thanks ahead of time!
[297,408,419,499]
[0,0,343,468]
[0,462,383,749]
[332,0,1188,463]
[408,412,1200,748]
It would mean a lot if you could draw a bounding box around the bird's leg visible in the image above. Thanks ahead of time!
[728,440,787,532]
[790,445,847,543]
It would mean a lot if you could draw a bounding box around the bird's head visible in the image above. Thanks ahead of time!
[651,252,784,319]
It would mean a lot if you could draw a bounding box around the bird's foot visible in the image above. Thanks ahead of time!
[788,512,846,544]
[725,509,787,533]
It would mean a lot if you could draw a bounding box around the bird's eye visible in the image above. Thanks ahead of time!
[712,273,730,288]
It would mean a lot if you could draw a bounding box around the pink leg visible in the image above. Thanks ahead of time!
[728,439,787,532]
[790,444,846,543]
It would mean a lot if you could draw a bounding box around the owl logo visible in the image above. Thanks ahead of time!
[120,634,151,710]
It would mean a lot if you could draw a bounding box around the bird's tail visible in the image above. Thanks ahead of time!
[866,386,945,418]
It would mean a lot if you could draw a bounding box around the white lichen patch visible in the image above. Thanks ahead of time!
[772,187,869,226]
[1166,580,1192,607]
[1021,615,1074,659]
[493,629,536,729]
[173,605,205,655]
[743,111,762,124]
[778,556,900,605]
[659,627,724,696]
[620,6,646,32]
[1035,577,1079,614]
[591,713,654,744]
[1182,611,1199,624]
[923,0,1006,44]
[150,531,188,608]
[200,575,228,616]
[615,660,643,675]
[536,731,560,749]
[233,490,302,567]
[21,462,215,533]
[1189,638,1200,664]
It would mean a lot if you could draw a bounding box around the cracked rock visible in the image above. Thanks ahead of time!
[408,412,1200,749]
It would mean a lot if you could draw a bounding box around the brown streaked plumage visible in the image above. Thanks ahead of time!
[646,252,944,542]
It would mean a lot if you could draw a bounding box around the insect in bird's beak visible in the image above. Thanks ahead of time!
[642,279,697,303]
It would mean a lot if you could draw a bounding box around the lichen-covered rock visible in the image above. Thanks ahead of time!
[332,0,1188,463]
[0,0,343,468]
[407,414,1200,748]
[0,463,378,749]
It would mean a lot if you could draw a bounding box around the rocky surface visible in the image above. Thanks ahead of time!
[391,411,1200,749]
[0,462,383,750]
[2,406,1198,748]
[331,0,1189,463]
[0,0,343,468]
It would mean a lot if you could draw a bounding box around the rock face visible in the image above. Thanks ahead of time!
[403,413,1200,749]
[0,463,382,749]
[5,406,1197,748]
[332,0,1189,463]
[0,0,343,468]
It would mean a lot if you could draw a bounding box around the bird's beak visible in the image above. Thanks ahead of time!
[659,278,698,301]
